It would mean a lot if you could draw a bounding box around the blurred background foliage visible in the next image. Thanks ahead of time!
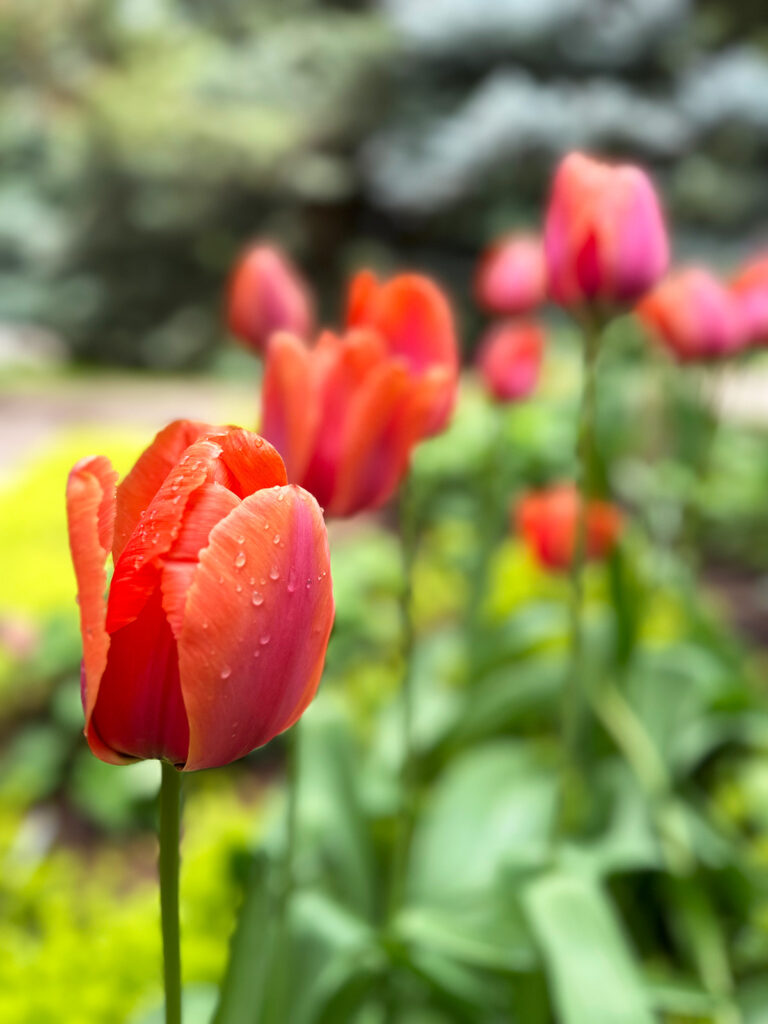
[2,0,768,369]
[4,1,768,1022]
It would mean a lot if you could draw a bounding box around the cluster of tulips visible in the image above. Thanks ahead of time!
[65,150,768,1021]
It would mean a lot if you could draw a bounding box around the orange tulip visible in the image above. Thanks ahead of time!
[227,243,314,354]
[261,272,459,517]
[544,152,669,311]
[516,485,623,572]
[731,253,768,345]
[66,420,334,771]
[475,234,547,316]
[637,268,747,362]
[476,320,544,402]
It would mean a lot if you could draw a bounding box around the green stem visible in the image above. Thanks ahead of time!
[388,477,418,921]
[159,760,182,1024]
[559,317,601,835]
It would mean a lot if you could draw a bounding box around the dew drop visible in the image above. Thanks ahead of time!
[273,534,281,545]
[234,551,246,569]
[260,633,271,646]
[269,566,280,581]
[236,535,245,545]
[236,584,243,593]
[221,665,231,680]
[277,492,284,502]
[251,591,264,606]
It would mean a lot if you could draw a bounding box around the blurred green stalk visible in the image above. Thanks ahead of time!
[559,316,601,835]
[159,760,182,1024]
[388,476,418,922]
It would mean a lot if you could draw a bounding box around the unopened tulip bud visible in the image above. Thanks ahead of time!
[516,485,623,572]
[227,243,314,354]
[476,320,544,402]
[730,253,768,345]
[638,268,747,362]
[475,234,546,315]
[544,152,669,313]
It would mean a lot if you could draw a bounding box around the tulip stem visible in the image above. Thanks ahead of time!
[559,316,601,836]
[388,476,418,922]
[159,760,183,1024]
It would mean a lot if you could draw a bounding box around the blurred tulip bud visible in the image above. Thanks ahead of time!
[475,234,547,315]
[262,272,459,517]
[227,243,314,354]
[476,320,544,402]
[544,152,669,312]
[66,421,333,770]
[637,268,747,362]
[731,253,768,345]
[516,484,623,572]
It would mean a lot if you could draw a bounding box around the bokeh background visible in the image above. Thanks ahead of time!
[4,2,768,1022]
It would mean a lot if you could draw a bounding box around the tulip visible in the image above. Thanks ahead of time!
[731,253,768,345]
[544,152,669,312]
[516,484,623,572]
[474,234,547,315]
[637,267,747,363]
[262,272,459,517]
[227,242,314,354]
[66,420,334,771]
[476,320,544,402]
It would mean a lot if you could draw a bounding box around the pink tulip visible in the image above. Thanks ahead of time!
[475,234,547,315]
[227,243,314,354]
[476,320,544,402]
[544,152,669,311]
[731,253,768,345]
[637,268,747,363]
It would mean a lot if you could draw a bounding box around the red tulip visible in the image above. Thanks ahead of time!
[262,272,459,517]
[66,420,334,771]
[637,268,747,363]
[731,253,768,345]
[227,243,314,354]
[346,270,459,436]
[476,320,544,402]
[516,485,623,572]
[544,152,669,311]
[475,234,547,315]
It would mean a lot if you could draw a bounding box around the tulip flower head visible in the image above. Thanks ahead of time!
[261,271,459,517]
[516,485,623,572]
[544,152,669,314]
[476,320,544,403]
[637,268,747,363]
[475,234,547,315]
[227,242,314,355]
[731,253,768,345]
[66,420,334,770]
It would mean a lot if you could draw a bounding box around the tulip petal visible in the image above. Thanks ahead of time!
[179,485,334,771]
[261,332,319,483]
[66,456,118,721]
[113,420,214,561]
[218,428,288,496]
[90,587,189,765]
[331,358,420,516]
[300,329,389,509]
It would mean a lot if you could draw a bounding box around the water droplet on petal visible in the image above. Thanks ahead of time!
[251,591,264,606]
[221,665,231,680]
[260,633,270,645]
[234,551,246,569]
[269,566,279,581]
[273,534,280,545]
[237,535,245,545]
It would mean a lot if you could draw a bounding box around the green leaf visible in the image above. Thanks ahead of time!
[409,741,558,905]
[522,872,655,1024]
